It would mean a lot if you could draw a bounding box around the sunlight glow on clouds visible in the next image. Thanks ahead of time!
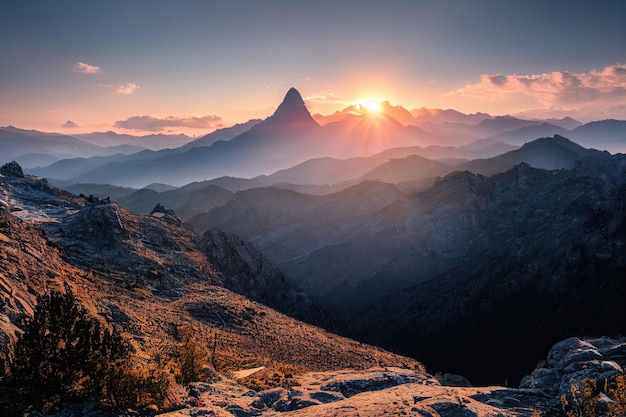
[98,83,140,95]
[449,63,626,110]
[116,83,140,95]
[114,115,223,131]
[72,62,102,74]
[305,92,343,103]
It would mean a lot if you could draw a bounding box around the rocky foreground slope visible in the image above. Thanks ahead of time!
[0,162,419,408]
[68,336,625,416]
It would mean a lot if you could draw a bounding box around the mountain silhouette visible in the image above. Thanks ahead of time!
[461,135,605,175]
[262,87,319,129]
[22,90,626,188]
[35,88,324,187]
[61,120,80,128]
[571,119,626,151]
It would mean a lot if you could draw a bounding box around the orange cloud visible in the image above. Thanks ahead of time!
[114,115,222,131]
[72,62,102,74]
[449,63,626,109]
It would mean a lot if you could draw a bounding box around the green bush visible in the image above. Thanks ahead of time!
[1,284,129,414]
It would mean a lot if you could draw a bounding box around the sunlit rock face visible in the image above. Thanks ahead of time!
[158,367,555,417]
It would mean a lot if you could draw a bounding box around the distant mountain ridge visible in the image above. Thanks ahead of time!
[0,126,198,170]
[76,130,192,150]
[13,88,626,187]
[179,119,262,150]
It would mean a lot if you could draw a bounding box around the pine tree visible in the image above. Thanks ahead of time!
[5,284,129,412]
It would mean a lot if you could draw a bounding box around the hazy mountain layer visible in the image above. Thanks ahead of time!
[19,88,625,189]
[188,137,626,385]
[76,131,192,150]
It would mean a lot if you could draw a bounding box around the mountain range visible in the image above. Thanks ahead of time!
[0,126,196,170]
[2,161,625,416]
[20,88,624,189]
[186,139,625,386]
[1,87,626,415]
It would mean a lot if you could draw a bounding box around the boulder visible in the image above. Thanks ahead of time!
[520,336,626,397]
[0,161,25,178]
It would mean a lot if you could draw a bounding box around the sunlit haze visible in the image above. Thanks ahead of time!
[1,0,625,136]
[355,100,382,114]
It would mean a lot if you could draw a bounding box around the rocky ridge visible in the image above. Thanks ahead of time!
[1,161,420,377]
[198,229,337,329]
[189,142,626,386]
[355,156,626,385]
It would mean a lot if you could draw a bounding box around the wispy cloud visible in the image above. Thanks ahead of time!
[301,76,312,82]
[72,62,102,74]
[116,83,140,95]
[99,83,140,95]
[305,92,342,103]
[448,63,626,110]
[114,115,222,131]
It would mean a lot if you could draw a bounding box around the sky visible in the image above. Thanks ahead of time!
[1,0,625,135]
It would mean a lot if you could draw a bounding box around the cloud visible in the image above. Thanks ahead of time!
[305,92,342,103]
[72,62,102,74]
[448,63,626,110]
[301,76,312,82]
[489,74,508,86]
[515,103,626,123]
[114,115,223,131]
[99,83,140,95]
[116,83,140,95]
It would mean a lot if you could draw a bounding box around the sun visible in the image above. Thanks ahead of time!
[355,99,381,114]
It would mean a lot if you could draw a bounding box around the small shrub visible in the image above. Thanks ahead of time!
[104,363,171,410]
[176,329,210,385]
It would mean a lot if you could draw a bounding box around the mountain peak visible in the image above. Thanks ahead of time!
[61,120,80,128]
[521,134,586,153]
[264,88,319,129]
[272,87,306,117]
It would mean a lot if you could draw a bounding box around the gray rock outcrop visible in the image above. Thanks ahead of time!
[520,336,626,397]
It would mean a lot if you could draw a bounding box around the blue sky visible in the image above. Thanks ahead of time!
[1,0,625,134]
